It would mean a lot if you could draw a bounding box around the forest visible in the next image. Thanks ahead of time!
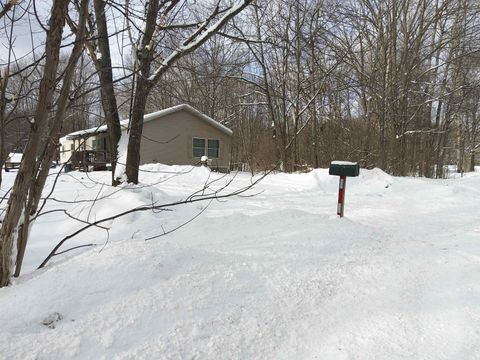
[1,0,479,178]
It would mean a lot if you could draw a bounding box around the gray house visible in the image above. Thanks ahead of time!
[59,104,233,171]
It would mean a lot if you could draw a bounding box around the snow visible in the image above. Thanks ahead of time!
[62,122,113,139]
[1,165,480,359]
[331,160,358,166]
[113,132,129,181]
[7,152,23,163]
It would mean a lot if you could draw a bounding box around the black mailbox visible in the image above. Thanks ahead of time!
[329,161,360,177]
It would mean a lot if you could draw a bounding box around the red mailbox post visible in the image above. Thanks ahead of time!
[337,175,346,217]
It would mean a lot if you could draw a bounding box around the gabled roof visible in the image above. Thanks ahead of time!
[62,104,233,141]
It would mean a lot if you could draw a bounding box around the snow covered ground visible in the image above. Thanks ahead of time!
[1,165,479,359]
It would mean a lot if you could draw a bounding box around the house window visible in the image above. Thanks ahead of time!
[192,138,220,158]
[192,138,206,157]
[92,139,97,150]
[207,139,219,158]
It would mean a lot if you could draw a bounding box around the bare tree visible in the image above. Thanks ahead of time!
[1,0,89,286]
[0,0,20,187]
[85,0,123,185]
[121,0,252,184]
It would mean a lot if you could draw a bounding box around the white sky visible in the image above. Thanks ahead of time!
[0,1,53,64]
[1,1,128,69]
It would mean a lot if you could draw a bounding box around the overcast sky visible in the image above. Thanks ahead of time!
[1,1,129,69]
[0,1,50,65]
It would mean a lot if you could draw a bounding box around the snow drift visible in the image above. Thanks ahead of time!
[0,165,479,359]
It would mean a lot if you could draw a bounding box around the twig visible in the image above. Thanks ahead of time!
[53,243,97,256]
[144,199,213,241]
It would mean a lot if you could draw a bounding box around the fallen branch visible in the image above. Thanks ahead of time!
[38,168,273,269]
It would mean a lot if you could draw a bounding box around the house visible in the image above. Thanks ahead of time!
[59,104,233,171]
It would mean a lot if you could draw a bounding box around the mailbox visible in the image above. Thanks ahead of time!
[329,161,360,177]
[329,161,360,217]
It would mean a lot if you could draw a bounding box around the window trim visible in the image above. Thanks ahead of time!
[191,137,220,159]
[207,138,220,159]
[192,137,206,158]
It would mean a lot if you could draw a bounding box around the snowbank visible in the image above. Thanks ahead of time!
[1,165,479,359]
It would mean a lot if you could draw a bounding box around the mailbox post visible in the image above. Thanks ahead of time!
[329,161,360,217]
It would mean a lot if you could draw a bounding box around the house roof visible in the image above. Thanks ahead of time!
[7,153,23,163]
[62,104,233,141]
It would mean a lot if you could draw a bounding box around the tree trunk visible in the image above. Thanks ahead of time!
[456,115,464,173]
[93,0,122,186]
[0,56,10,189]
[14,0,89,277]
[0,0,68,287]
[0,102,5,187]
[469,152,475,172]
[124,0,159,184]
[125,77,152,184]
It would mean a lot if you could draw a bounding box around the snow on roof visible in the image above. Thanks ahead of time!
[7,153,23,163]
[62,104,233,141]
